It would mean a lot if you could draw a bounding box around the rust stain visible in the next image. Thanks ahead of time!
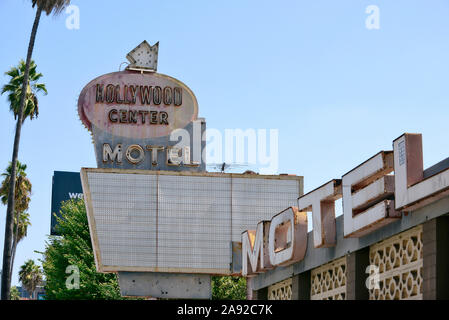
[78,70,198,139]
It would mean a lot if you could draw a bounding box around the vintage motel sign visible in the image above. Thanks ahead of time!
[78,41,304,298]
[78,40,204,172]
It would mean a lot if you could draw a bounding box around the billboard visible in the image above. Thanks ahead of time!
[81,168,303,274]
[50,171,83,235]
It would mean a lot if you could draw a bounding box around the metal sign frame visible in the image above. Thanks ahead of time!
[81,168,303,274]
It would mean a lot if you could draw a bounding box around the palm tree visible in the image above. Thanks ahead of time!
[2,60,47,122]
[1,0,71,300]
[11,213,32,277]
[18,259,43,300]
[0,161,33,282]
[10,286,20,300]
[0,161,32,213]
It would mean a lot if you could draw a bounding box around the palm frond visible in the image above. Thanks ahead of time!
[33,83,47,95]
[2,59,46,121]
[4,67,20,79]
[30,71,44,82]
[32,0,72,16]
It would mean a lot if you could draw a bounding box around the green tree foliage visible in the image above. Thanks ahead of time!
[212,276,247,300]
[1,59,47,122]
[0,161,32,276]
[10,286,20,300]
[18,259,43,299]
[41,199,123,299]
[0,161,32,213]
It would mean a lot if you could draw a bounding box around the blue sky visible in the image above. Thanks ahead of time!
[1,0,449,286]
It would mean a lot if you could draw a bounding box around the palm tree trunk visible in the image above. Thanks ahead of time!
[9,215,19,277]
[9,242,17,279]
[1,5,42,300]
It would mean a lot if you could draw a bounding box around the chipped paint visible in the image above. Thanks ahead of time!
[78,70,198,139]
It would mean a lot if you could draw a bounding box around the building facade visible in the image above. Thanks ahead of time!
[250,196,449,300]
[246,135,449,300]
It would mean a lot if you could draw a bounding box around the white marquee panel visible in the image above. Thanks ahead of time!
[82,169,303,274]
[231,177,301,241]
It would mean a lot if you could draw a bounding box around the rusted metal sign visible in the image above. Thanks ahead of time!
[242,207,307,276]
[78,71,198,139]
[242,132,449,277]
[394,133,449,211]
[78,41,204,172]
[342,151,400,238]
[297,179,341,248]
[77,41,306,299]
